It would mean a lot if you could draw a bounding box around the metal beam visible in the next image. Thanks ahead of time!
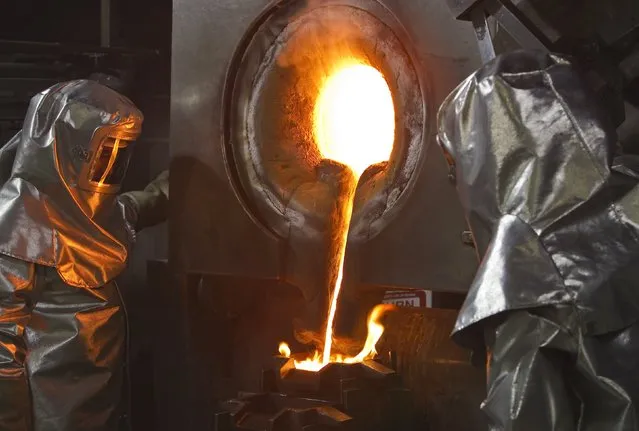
[491,0,550,52]
[471,7,497,63]
[0,40,158,57]
[101,0,111,48]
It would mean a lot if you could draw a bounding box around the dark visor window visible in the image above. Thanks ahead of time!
[90,137,133,185]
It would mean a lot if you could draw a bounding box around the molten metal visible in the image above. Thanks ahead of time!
[279,59,395,371]
[313,60,395,178]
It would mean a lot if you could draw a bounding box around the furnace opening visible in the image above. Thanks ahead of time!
[227,2,425,243]
[313,60,395,177]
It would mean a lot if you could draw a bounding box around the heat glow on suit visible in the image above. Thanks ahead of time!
[0,80,168,430]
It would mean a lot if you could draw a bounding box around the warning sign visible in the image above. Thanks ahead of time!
[382,290,432,308]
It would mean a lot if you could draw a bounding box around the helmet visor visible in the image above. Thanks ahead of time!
[89,136,133,187]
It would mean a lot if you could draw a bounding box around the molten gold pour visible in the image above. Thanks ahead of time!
[313,61,396,178]
[279,59,395,371]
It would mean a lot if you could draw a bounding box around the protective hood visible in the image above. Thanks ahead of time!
[0,80,143,288]
[437,50,639,349]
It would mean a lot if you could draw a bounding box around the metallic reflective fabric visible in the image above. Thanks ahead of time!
[438,50,639,429]
[0,80,142,288]
[0,81,168,430]
[0,256,126,431]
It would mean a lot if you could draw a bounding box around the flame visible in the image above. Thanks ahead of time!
[344,303,395,362]
[280,304,395,371]
[278,342,291,358]
[279,59,395,371]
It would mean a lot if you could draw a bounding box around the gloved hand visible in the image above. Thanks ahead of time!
[119,170,169,232]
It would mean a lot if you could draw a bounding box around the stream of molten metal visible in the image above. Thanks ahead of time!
[279,59,395,371]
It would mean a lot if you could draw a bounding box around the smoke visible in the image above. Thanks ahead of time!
[273,4,380,116]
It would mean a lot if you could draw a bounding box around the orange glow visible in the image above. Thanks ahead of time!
[313,60,395,178]
[278,342,291,358]
[279,60,395,371]
[98,138,121,186]
[280,304,395,371]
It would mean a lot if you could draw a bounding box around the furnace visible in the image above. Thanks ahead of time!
[157,0,488,430]
[214,354,413,431]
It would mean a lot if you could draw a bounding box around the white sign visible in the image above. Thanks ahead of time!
[383,290,432,308]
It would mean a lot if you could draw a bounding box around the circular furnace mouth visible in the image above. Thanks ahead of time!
[224,0,427,241]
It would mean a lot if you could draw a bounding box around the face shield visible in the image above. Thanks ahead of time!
[90,136,133,185]
[77,123,140,194]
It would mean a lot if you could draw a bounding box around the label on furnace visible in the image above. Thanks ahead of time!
[382,290,432,308]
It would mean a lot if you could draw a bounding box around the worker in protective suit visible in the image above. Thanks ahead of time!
[0,79,169,430]
[438,50,639,429]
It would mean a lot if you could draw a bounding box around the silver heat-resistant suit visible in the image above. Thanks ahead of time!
[439,51,639,430]
[0,80,167,430]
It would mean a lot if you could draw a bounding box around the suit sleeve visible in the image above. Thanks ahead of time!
[0,256,34,430]
[481,309,577,431]
[119,170,169,232]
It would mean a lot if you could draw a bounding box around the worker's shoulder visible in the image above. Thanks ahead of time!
[0,253,35,289]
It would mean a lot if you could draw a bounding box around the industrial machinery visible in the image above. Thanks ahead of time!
[447,0,639,141]
[159,0,639,430]
[156,0,488,430]
[3,0,639,430]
